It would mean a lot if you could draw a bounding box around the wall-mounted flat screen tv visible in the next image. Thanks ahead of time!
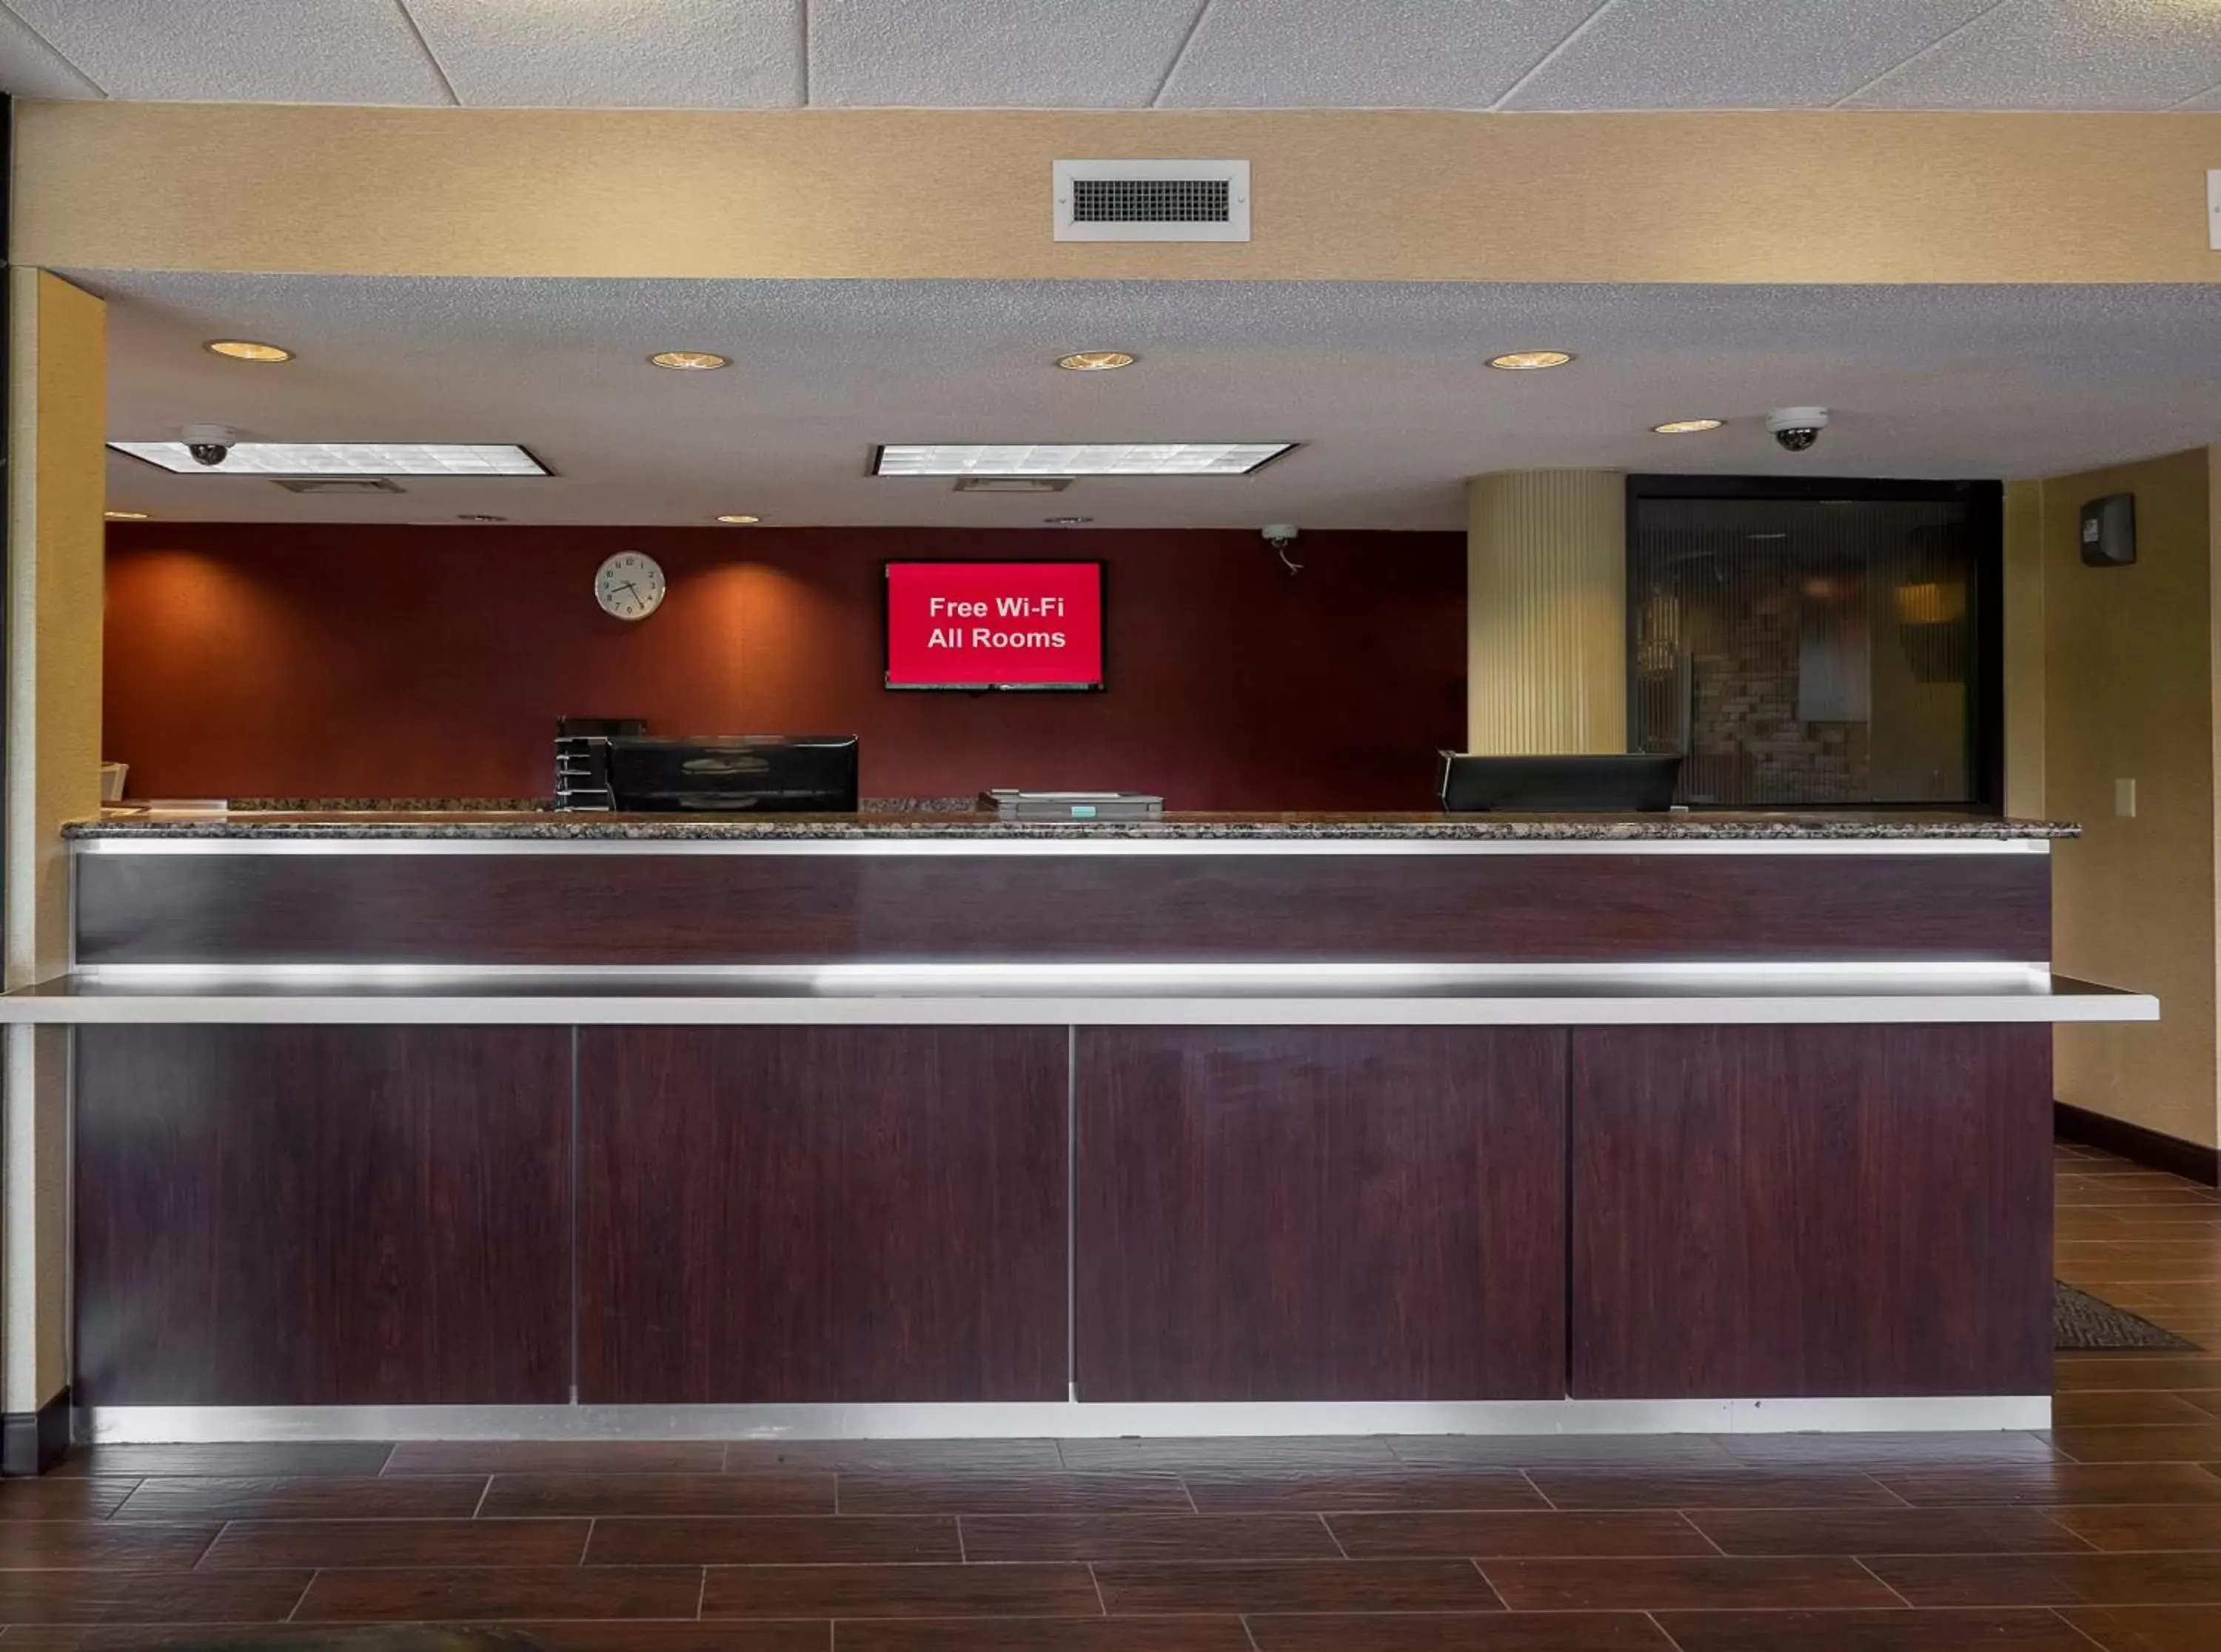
[884,560,1106,691]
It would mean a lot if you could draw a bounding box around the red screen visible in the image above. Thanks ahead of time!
[885,561,1105,689]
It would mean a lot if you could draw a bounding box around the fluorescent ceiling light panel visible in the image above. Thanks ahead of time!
[874,443,1293,477]
[110,442,549,477]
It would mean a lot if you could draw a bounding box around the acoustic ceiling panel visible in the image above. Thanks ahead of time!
[1500,0,2000,110]
[4,0,454,104]
[7,0,2221,112]
[3,0,446,104]
[806,0,1208,108]
[0,4,101,97]
[403,0,803,109]
[1848,0,2221,110]
[1159,0,1595,109]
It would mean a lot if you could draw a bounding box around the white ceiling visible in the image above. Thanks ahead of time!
[82,271,2221,530]
[8,1,2221,110]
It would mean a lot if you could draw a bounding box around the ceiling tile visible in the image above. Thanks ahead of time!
[1501,0,1997,110]
[808,0,1207,108]
[1847,0,2221,110]
[0,4,104,98]
[1159,0,1596,109]
[6,0,452,104]
[405,0,802,109]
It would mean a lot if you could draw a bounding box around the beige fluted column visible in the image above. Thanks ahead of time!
[1465,471,1627,754]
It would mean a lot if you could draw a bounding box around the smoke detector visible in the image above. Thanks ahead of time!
[1053,159,1250,242]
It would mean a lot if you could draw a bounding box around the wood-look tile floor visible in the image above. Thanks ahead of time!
[4,1141,2217,1650]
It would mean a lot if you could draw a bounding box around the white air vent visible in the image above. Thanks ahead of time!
[1053,159,1250,243]
[272,477,406,494]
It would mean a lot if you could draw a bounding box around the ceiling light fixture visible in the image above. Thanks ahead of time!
[1056,352,1136,371]
[204,339,292,363]
[1652,418,1724,435]
[877,443,1295,477]
[650,351,729,371]
[1487,350,1574,370]
[103,509,150,521]
[109,441,551,477]
[1045,516,1095,526]
[715,514,761,525]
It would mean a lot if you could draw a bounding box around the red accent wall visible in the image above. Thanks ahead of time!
[103,525,1467,810]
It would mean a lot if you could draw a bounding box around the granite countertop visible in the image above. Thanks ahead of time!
[67,809,2079,842]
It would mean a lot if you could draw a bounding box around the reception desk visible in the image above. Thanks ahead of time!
[4,811,2154,1443]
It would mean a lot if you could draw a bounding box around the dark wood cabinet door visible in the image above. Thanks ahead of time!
[577,1027,1067,1403]
[1074,1027,1568,1402]
[75,1027,572,1405]
[1570,1025,2053,1399]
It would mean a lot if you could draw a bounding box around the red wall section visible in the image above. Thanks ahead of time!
[103,525,1467,810]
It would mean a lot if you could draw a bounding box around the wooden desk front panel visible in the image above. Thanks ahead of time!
[74,1026,572,1406]
[1074,1027,1569,1402]
[75,849,2051,966]
[1569,1024,2054,1399]
[575,1026,1069,1404]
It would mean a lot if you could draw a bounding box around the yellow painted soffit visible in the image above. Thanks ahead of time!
[13,102,2221,284]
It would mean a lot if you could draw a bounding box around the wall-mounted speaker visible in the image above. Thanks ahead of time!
[2080,493,2137,567]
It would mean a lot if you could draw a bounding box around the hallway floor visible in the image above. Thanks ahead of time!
[0,1142,2215,1651]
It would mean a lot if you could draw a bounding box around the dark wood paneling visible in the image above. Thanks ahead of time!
[576,1027,1066,1403]
[1569,1026,2053,1400]
[76,850,2050,966]
[74,1027,570,1405]
[1074,1028,1567,1402]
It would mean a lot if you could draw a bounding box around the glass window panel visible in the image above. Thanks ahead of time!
[1628,496,1978,807]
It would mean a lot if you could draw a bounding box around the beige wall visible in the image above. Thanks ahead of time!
[1467,471,1627,756]
[2040,448,2219,1152]
[4,270,107,1416]
[13,102,2221,283]
[2003,480,2047,822]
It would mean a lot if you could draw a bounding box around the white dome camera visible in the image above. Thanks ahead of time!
[1766,408,1830,454]
[181,422,241,467]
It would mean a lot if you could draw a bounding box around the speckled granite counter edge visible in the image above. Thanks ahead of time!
[66,817,2080,842]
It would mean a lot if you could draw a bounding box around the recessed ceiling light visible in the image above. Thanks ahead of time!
[456,514,509,523]
[876,443,1294,477]
[650,351,729,370]
[1652,418,1724,435]
[1487,350,1574,370]
[1045,515,1094,526]
[104,509,150,520]
[1056,352,1136,372]
[715,514,761,525]
[204,339,292,363]
[109,441,550,477]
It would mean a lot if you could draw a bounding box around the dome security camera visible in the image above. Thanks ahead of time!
[1766,407,1830,454]
[181,423,241,467]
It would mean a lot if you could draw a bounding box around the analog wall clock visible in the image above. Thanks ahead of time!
[594,551,666,621]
